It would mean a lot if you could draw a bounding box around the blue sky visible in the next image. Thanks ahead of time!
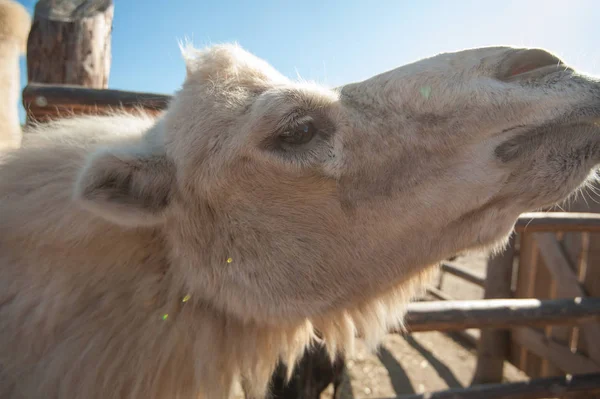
[15,0,600,122]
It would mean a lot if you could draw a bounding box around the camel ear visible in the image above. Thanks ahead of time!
[74,145,176,227]
[180,43,288,89]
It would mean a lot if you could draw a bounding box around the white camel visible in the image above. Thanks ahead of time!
[0,43,599,399]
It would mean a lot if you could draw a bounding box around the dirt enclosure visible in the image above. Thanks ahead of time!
[320,330,527,398]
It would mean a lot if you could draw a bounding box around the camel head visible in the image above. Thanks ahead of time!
[75,44,600,327]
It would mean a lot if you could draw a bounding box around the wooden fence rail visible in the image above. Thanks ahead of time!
[22,83,171,121]
[402,297,600,333]
[385,372,600,399]
[516,212,600,232]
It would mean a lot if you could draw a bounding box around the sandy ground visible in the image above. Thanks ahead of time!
[320,330,528,398]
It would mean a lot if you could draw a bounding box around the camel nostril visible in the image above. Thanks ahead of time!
[498,48,565,81]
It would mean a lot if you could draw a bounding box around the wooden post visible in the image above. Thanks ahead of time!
[26,0,113,89]
[471,234,516,385]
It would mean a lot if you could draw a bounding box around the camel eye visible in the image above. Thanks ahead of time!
[279,121,317,146]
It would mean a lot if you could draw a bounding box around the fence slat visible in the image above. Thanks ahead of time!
[534,233,600,364]
[22,83,171,122]
[516,212,600,232]
[579,230,600,366]
[440,262,485,287]
[426,286,454,301]
[535,233,585,298]
[471,234,515,384]
[512,327,600,375]
[545,231,584,377]
[401,297,600,333]
[23,83,171,108]
[511,232,540,372]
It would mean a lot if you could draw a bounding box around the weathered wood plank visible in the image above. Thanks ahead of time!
[24,106,165,122]
[534,233,600,366]
[22,83,170,122]
[23,83,171,109]
[512,327,600,375]
[387,373,600,399]
[516,212,600,233]
[534,233,585,298]
[579,230,600,367]
[471,234,516,384]
[546,231,584,377]
[426,285,454,301]
[440,262,485,288]
[511,232,539,372]
[529,234,555,378]
[401,297,600,333]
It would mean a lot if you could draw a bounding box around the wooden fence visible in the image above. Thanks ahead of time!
[508,208,600,392]
[430,212,600,398]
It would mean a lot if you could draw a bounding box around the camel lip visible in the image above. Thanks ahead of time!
[498,116,600,140]
[554,119,600,131]
[495,121,600,164]
[582,121,600,130]
[572,113,600,126]
[554,104,600,128]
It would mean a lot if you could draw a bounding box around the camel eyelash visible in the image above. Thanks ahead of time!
[257,106,337,159]
[274,110,309,131]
